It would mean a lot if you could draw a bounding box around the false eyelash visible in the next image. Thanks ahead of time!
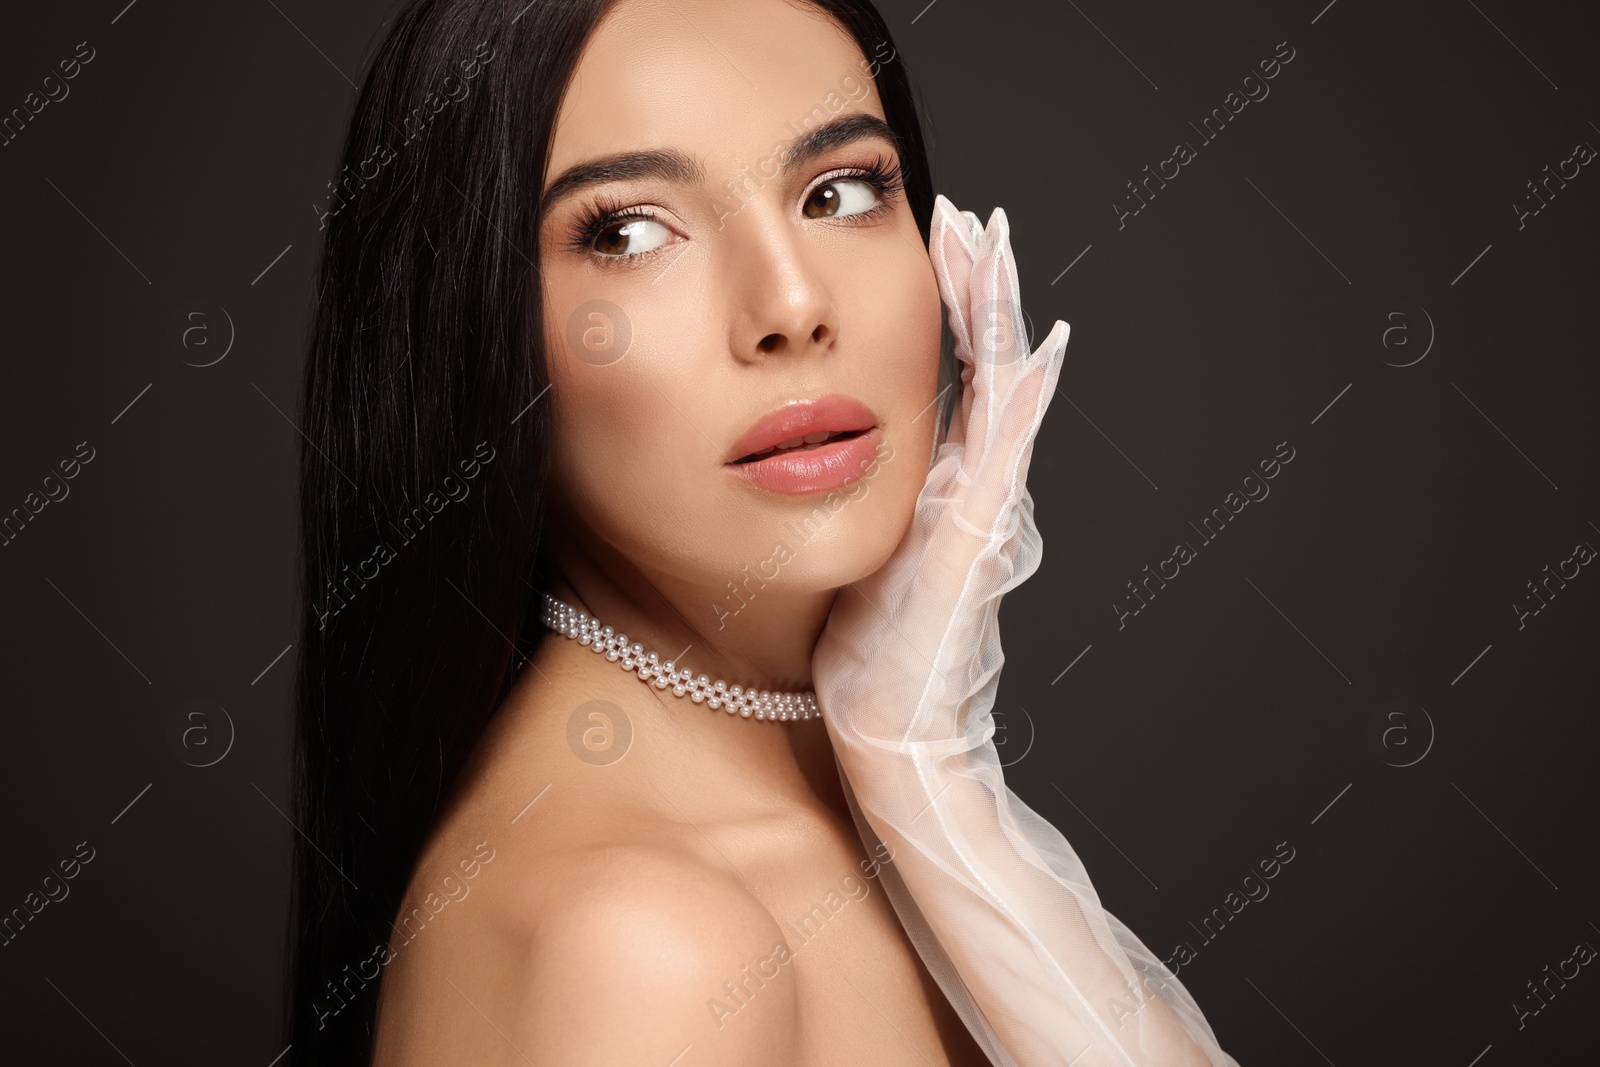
[854,153,908,204]
[559,191,650,259]
[817,152,906,224]
[561,153,909,266]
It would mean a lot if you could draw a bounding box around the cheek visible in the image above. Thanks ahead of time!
[879,260,944,539]
[549,363,691,508]
[540,227,945,589]
[777,255,942,581]
[864,251,942,461]
[544,306,731,570]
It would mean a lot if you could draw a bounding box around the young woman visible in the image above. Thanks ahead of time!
[286,1,1240,1064]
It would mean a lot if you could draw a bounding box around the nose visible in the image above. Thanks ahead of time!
[724,213,840,364]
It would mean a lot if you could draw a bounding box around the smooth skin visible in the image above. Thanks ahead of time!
[370,1,990,1065]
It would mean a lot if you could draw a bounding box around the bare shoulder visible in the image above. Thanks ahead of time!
[530,840,801,1060]
[372,666,804,1065]
[374,835,802,1066]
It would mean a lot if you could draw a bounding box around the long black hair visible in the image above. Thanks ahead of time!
[285,0,947,1062]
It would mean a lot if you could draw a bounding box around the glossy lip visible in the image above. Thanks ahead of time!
[726,425,885,495]
[724,393,878,465]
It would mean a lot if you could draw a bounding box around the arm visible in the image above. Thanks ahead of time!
[827,722,1219,1066]
[814,195,1239,1067]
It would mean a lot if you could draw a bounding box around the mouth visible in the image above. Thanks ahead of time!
[731,427,870,465]
[723,394,884,496]
[723,393,879,467]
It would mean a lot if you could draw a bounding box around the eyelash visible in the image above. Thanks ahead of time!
[561,154,907,267]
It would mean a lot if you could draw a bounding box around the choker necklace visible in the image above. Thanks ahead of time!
[537,592,820,722]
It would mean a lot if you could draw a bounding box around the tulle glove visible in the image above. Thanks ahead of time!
[812,194,1241,1067]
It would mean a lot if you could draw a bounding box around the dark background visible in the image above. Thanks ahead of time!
[2,0,1595,1063]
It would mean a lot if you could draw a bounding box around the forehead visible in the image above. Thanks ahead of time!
[546,0,883,181]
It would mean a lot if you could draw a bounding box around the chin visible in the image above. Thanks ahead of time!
[685,422,931,615]
[763,476,922,593]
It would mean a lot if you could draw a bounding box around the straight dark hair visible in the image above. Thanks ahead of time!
[285,0,950,1062]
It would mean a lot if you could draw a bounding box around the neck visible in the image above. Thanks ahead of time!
[546,529,837,698]
[522,514,854,831]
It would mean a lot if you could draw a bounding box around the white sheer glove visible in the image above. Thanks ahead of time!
[813,194,1241,1067]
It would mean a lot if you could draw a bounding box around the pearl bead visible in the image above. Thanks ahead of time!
[537,592,819,725]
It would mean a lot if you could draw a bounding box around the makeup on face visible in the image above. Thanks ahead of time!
[724,393,882,495]
[535,0,942,606]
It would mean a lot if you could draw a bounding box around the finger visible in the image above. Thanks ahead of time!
[958,208,984,245]
[955,315,1068,544]
[954,206,986,449]
[957,206,1025,490]
[929,194,979,357]
[928,195,981,452]
[956,210,1069,540]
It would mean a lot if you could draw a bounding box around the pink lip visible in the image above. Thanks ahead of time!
[724,394,882,495]
[725,394,877,463]
[727,425,885,495]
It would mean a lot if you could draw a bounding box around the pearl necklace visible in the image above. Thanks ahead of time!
[537,592,820,722]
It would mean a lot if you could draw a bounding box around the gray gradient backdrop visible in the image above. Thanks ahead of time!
[1,0,1596,1063]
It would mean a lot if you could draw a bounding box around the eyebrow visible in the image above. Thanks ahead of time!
[539,112,902,213]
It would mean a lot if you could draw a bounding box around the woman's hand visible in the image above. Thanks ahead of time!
[816,195,1064,738]
[812,195,1238,1067]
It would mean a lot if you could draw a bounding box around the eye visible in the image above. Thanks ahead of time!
[591,215,674,258]
[802,177,883,221]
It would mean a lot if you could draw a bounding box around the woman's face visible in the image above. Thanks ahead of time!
[539,0,941,624]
